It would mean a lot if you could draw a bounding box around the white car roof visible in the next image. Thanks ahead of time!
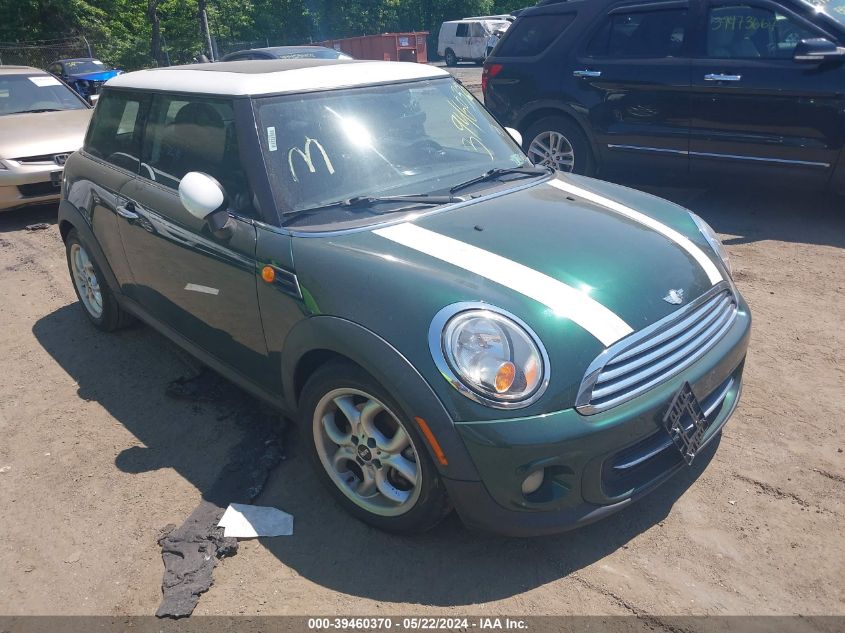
[105,59,449,97]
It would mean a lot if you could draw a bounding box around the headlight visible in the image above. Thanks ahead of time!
[430,304,549,408]
[689,212,732,276]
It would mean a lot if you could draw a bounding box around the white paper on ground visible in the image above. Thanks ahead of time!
[217,503,293,538]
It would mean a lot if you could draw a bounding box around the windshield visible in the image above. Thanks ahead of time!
[802,0,845,25]
[0,75,87,116]
[63,60,108,74]
[254,77,530,226]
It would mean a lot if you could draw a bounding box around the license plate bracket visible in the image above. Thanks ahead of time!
[662,382,712,465]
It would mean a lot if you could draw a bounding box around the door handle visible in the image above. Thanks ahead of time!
[573,69,602,78]
[116,201,139,220]
[704,73,741,82]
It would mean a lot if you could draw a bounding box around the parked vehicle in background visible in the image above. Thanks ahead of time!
[439,18,511,65]
[57,59,748,536]
[483,0,845,193]
[47,58,122,104]
[221,46,353,62]
[0,66,91,212]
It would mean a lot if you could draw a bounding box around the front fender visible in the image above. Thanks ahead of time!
[281,315,480,481]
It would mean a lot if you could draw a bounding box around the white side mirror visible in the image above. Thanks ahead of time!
[179,172,226,220]
[505,127,522,147]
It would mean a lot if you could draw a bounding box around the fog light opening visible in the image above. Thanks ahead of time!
[521,469,545,496]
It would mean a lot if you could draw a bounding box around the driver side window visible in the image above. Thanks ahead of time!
[707,4,817,58]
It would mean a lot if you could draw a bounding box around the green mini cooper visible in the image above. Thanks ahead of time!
[59,59,750,536]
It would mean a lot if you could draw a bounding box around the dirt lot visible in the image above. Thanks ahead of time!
[0,112,843,617]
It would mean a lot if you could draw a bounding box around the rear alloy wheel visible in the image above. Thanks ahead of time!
[445,49,458,67]
[524,116,594,176]
[65,228,133,331]
[300,361,451,533]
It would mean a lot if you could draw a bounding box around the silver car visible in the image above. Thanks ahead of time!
[0,65,92,212]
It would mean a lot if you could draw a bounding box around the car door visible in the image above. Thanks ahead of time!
[689,0,844,182]
[469,22,488,59]
[573,2,693,173]
[455,22,472,58]
[115,93,271,388]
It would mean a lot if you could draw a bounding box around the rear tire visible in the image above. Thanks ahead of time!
[524,116,595,176]
[299,360,451,533]
[444,49,457,67]
[65,228,133,332]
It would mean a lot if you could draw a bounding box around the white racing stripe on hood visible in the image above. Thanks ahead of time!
[548,179,723,285]
[373,222,633,346]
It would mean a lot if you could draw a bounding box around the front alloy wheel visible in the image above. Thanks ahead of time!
[300,361,451,533]
[314,388,421,515]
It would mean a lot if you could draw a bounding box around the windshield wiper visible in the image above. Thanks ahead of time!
[4,108,64,115]
[282,193,463,222]
[449,165,551,194]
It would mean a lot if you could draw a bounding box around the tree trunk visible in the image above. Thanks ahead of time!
[147,0,165,66]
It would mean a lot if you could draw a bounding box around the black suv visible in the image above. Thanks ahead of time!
[484,0,845,191]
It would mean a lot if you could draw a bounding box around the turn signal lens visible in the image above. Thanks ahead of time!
[495,361,516,393]
[261,266,275,283]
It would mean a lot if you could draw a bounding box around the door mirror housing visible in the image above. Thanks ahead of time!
[505,127,523,147]
[178,171,232,235]
[794,38,845,63]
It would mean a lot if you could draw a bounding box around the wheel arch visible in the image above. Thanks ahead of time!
[58,199,121,295]
[516,104,602,170]
[282,316,480,481]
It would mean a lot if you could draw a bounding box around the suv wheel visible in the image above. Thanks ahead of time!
[444,49,457,67]
[65,229,133,331]
[299,360,451,533]
[524,116,594,175]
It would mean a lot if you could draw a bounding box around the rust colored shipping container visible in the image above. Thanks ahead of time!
[316,32,429,63]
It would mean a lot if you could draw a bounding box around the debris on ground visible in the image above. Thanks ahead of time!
[155,368,287,619]
[0,465,10,473]
[218,503,294,538]
[24,223,50,231]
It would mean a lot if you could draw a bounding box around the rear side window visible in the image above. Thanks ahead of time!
[140,95,254,215]
[586,9,688,57]
[84,90,144,172]
[496,13,576,56]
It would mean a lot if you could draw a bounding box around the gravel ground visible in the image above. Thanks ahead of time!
[0,102,843,618]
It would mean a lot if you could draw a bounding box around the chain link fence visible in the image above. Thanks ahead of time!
[0,36,94,68]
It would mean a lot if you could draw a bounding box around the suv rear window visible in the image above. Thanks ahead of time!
[496,13,576,56]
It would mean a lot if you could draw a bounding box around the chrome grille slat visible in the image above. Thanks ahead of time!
[611,293,726,364]
[577,285,737,414]
[591,305,734,400]
[597,296,731,383]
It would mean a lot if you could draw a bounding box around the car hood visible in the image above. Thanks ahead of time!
[68,70,121,82]
[293,174,727,419]
[0,109,91,160]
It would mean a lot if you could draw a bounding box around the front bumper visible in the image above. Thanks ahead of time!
[0,162,63,211]
[443,296,751,537]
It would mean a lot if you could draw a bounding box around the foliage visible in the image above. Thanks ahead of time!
[0,0,531,70]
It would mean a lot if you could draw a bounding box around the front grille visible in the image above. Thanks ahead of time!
[576,284,738,414]
[18,181,60,197]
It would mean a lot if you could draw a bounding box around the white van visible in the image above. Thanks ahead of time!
[438,18,511,66]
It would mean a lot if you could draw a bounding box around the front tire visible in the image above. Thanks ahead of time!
[524,116,595,176]
[65,228,132,331]
[299,360,451,533]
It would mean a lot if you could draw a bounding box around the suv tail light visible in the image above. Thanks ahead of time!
[482,63,503,94]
